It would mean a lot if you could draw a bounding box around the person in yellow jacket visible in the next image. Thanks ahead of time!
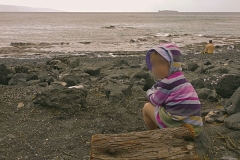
[204,40,215,54]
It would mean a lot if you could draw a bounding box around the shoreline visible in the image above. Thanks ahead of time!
[0,36,239,59]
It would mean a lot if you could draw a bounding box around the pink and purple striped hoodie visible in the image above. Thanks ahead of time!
[146,43,203,130]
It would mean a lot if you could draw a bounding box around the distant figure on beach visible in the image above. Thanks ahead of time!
[143,43,203,136]
[204,40,215,54]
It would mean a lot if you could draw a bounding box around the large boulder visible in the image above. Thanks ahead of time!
[34,87,88,109]
[225,112,240,130]
[215,75,240,98]
[224,87,240,115]
[0,64,12,85]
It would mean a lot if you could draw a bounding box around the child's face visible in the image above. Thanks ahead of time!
[150,53,170,79]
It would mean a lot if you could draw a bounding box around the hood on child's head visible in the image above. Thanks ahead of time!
[146,43,182,76]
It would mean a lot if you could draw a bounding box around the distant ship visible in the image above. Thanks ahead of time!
[158,10,179,13]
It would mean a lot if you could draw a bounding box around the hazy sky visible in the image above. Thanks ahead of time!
[1,0,239,12]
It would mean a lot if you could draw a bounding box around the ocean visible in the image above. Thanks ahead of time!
[0,12,240,52]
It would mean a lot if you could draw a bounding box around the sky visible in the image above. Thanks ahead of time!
[0,0,239,12]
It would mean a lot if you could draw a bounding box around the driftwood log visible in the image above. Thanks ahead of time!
[90,124,200,160]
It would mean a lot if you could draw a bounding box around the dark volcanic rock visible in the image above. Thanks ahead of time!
[63,78,77,87]
[0,64,12,85]
[130,70,155,91]
[188,62,199,72]
[61,73,91,85]
[207,67,229,74]
[224,87,240,115]
[225,112,240,130]
[26,72,39,81]
[113,59,129,68]
[191,79,205,89]
[104,83,133,102]
[215,75,240,98]
[196,88,218,102]
[84,67,101,76]
[204,61,212,65]
[26,80,41,86]
[14,65,30,73]
[34,87,88,109]
[69,58,80,68]
[8,73,28,85]
[38,72,55,85]
[46,59,69,71]
[195,65,214,74]
[196,130,212,158]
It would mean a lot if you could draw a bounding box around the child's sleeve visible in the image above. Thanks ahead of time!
[146,82,169,107]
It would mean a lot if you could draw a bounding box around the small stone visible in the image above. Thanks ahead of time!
[63,78,77,87]
[205,110,226,123]
[204,61,212,65]
[52,156,64,160]
[17,102,24,109]
[130,39,136,43]
[6,134,15,139]
[68,85,84,89]
[201,109,213,117]
[26,80,40,86]
[38,82,48,87]
[61,82,67,86]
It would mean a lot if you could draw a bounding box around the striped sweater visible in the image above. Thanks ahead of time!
[146,71,203,135]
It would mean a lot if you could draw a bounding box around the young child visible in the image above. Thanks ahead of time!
[143,43,203,136]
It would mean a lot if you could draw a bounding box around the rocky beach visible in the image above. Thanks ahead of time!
[1,12,240,160]
[0,40,240,159]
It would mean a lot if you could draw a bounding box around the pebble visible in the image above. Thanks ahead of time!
[17,102,24,109]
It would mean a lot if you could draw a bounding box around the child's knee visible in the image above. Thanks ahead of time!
[143,102,153,114]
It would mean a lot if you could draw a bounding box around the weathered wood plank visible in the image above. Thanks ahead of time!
[90,124,200,160]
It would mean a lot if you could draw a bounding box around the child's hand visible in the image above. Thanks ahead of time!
[146,87,157,98]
